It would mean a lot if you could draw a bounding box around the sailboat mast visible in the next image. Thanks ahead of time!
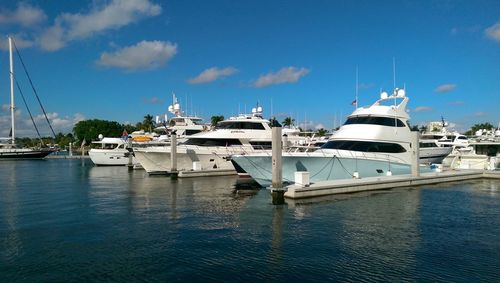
[9,36,15,144]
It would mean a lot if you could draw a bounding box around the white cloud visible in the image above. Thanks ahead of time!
[188,67,238,84]
[449,101,464,106]
[143,96,164,104]
[0,3,47,27]
[485,22,500,42]
[434,84,457,93]
[413,106,433,112]
[254,67,310,88]
[0,34,35,51]
[0,109,85,137]
[39,0,162,51]
[96,40,177,71]
[474,112,488,117]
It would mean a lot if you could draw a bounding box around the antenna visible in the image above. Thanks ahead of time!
[355,66,359,109]
[393,57,396,89]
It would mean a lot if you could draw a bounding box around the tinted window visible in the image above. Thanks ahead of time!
[185,129,202,136]
[184,138,242,146]
[216,121,266,130]
[321,140,407,153]
[344,116,406,127]
[249,141,272,150]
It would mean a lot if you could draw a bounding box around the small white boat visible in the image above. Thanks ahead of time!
[88,137,135,166]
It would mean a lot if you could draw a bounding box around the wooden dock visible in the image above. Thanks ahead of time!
[284,170,500,199]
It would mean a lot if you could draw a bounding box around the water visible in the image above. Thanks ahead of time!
[1,159,499,282]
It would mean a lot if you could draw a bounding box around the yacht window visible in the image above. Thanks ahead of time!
[321,140,407,153]
[215,121,266,130]
[344,116,406,127]
[419,142,437,148]
[185,130,202,135]
[249,141,272,150]
[184,138,242,146]
[475,144,499,157]
[457,136,468,140]
[192,119,204,125]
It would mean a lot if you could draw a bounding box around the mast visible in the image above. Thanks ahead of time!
[9,36,15,144]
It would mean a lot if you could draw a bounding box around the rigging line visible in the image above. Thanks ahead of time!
[14,76,44,144]
[12,39,56,138]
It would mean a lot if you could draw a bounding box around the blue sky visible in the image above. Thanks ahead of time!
[0,0,499,137]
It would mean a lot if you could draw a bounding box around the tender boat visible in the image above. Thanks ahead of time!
[231,88,430,187]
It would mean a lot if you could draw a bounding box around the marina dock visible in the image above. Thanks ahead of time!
[284,170,500,199]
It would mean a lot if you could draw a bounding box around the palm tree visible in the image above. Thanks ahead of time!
[211,115,224,127]
[142,114,155,132]
[316,128,328,136]
[282,116,295,127]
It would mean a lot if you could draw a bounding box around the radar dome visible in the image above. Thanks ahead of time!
[98,134,104,140]
[397,89,406,97]
[380,92,388,99]
[257,106,263,112]
[168,105,174,112]
[173,103,180,110]
[252,107,257,113]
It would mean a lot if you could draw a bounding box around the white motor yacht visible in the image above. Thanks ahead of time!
[88,137,135,166]
[231,88,430,187]
[134,106,303,174]
[450,128,500,170]
[419,140,453,164]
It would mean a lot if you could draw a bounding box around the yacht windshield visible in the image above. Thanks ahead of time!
[321,140,407,153]
[183,138,242,147]
[215,121,266,130]
[344,116,406,127]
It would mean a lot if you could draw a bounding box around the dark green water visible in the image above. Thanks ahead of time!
[1,159,499,282]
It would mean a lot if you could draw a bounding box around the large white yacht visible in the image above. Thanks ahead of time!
[153,94,206,139]
[134,106,303,174]
[418,140,453,164]
[231,88,428,187]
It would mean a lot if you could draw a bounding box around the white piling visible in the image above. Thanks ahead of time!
[69,142,72,157]
[411,131,420,177]
[170,135,177,176]
[272,127,283,189]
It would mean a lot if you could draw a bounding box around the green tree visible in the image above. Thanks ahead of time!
[140,114,155,132]
[316,128,328,136]
[211,115,225,127]
[282,116,295,127]
[73,119,124,143]
[465,122,494,136]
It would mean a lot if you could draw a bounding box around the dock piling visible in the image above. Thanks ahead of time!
[411,132,420,177]
[271,126,285,204]
[170,135,178,179]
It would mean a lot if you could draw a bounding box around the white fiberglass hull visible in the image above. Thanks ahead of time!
[88,148,135,166]
[134,145,253,174]
[419,147,453,164]
[231,149,418,187]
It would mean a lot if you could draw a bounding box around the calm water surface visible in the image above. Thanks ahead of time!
[0,159,499,282]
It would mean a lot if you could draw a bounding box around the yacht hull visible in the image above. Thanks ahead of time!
[0,149,53,159]
[231,154,413,188]
[134,145,252,174]
[88,149,135,166]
